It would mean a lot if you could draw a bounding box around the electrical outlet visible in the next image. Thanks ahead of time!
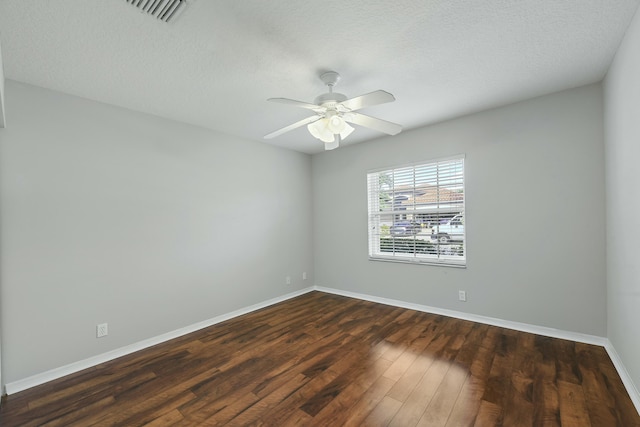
[458,290,467,302]
[286,276,291,285]
[96,323,108,338]
[302,272,307,280]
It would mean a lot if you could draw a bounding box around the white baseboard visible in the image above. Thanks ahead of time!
[314,285,640,416]
[315,286,608,345]
[5,285,640,418]
[604,340,640,415]
[4,287,314,395]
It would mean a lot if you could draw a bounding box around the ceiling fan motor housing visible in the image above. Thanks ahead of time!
[314,92,347,107]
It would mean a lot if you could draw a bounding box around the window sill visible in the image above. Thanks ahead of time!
[368,256,466,268]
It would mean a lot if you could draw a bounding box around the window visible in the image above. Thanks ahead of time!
[367,156,466,267]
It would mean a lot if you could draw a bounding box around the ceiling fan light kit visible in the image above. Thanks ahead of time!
[265,71,402,150]
[327,113,345,133]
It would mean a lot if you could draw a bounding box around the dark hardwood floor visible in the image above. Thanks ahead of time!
[1,291,638,426]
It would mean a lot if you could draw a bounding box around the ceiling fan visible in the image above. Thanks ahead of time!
[264,71,402,150]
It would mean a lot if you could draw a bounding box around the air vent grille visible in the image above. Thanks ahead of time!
[125,0,188,23]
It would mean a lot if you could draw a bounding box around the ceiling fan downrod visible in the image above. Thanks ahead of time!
[315,71,347,106]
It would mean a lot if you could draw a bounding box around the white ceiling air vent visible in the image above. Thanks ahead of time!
[124,0,188,23]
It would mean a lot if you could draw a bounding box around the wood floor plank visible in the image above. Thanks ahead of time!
[341,376,397,427]
[387,358,451,427]
[473,400,503,427]
[418,321,484,426]
[0,291,638,426]
[246,360,342,425]
[479,329,519,425]
[362,395,403,426]
[39,396,116,427]
[502,332,537,426]
[575,342,621,427]
[299,346,372,416]
[143,408,184,426]
[386,352,436,402]
[307,357,393,426]
[279,408,314,427]
[113,391,197,426]
[445,376,486,427]
[597,358,640,426]
[199,390,261,426]
[443,324,494,427]
[470,326,500,379]
[558,379,592,427]
[221,374,310,427]
[532,336,562,427]
[416,365,468,426]
[382,347,420,382]
[554,339,583,385]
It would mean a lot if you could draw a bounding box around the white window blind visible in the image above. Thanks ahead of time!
[367,156,466,267]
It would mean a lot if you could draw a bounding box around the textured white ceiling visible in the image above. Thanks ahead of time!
[0,0,638,154]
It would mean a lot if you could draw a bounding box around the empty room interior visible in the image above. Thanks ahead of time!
[1,1,640,425]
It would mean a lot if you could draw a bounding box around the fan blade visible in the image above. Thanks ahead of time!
[338,90,395,112]
[344,112,402,135]
[267,98,326,113]
[264,115,322,139]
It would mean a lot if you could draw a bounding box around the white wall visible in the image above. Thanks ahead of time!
[0,37,6,127]
[313,84,606,336]
[0,81,313,385]
[605,7,640,394]
[0,34,4,394]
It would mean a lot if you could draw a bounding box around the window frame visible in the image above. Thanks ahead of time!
[367,155,466,268]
